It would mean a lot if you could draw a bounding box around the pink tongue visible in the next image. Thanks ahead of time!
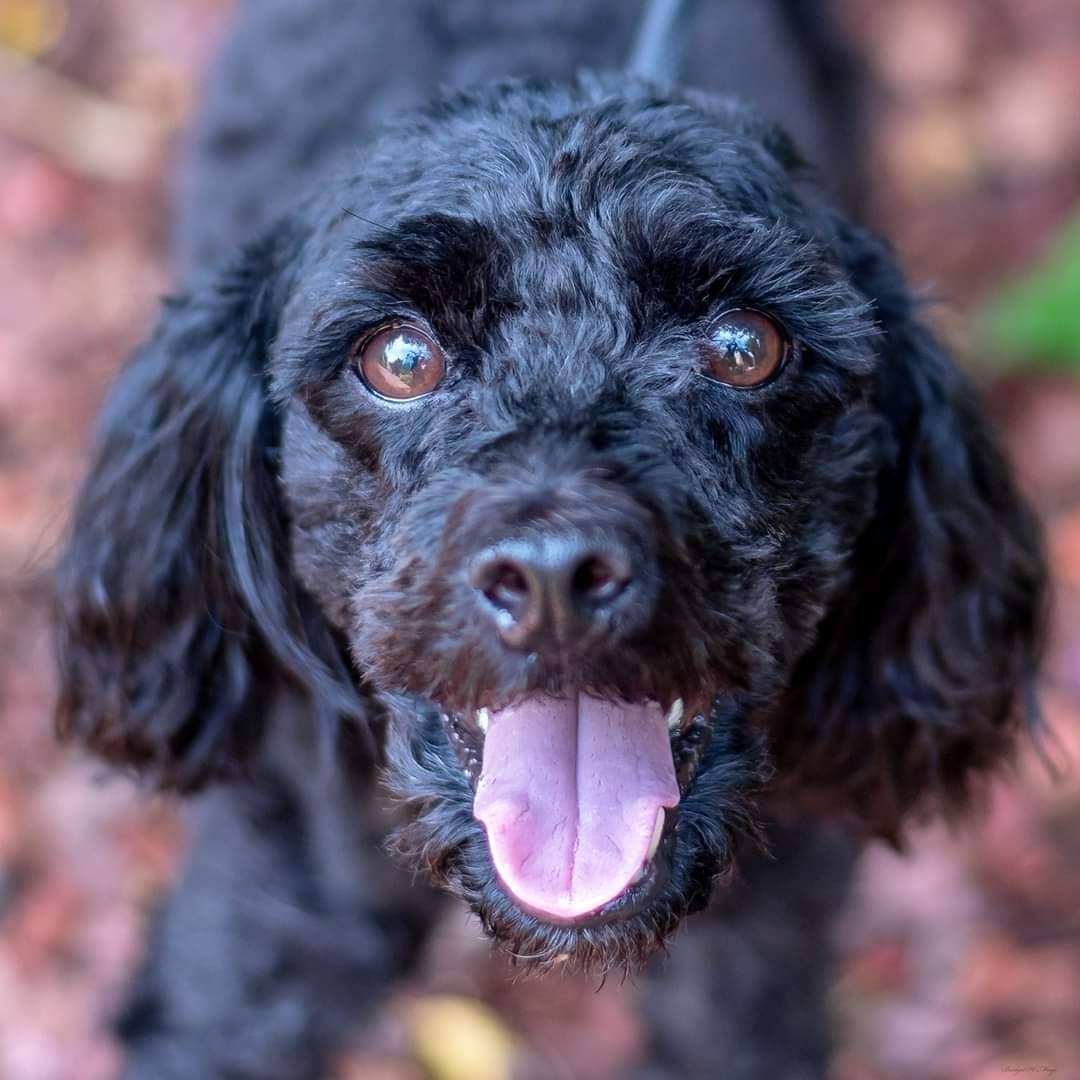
[473,694,679,921]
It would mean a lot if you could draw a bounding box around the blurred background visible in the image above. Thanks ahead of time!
[1,1,1078,1077]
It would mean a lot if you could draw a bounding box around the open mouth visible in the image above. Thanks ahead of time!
[441,693,713,924]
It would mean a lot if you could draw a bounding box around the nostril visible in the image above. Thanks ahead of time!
[486,561,529,609]
[572,552,631,608]
[476,559,532,619]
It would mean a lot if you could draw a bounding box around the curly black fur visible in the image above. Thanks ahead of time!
[52,1,1045,1076]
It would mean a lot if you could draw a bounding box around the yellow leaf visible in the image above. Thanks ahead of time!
[0,0,66,57]
[408,995,518,1080]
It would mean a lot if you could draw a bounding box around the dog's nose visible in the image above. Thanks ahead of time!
[470,535,636,650]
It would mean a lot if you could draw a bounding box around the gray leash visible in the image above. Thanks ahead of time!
[628,0,700,82]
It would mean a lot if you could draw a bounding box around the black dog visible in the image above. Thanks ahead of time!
[54,2,1046,1076]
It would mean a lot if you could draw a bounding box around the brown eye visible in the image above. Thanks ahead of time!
[353,323,446,400]
[702,309,789,387]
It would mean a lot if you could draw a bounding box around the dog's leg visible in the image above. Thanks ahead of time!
[114,735,440,1079]
[633,824,856,1080]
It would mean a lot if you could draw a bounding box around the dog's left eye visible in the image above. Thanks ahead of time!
[702,309,789,388]
[352,323,446,400]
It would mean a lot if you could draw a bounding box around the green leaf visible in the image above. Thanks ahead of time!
[978,211,1080,372]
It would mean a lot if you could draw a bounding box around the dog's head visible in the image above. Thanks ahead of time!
[55,77,1045,970]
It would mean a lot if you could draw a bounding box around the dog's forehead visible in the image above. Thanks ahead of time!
[305,96,805,317]
[320,83,802,259]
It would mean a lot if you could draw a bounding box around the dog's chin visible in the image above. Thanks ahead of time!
[381,691,768,973]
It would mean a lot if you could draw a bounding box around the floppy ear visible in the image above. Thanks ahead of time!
[54,230,359,790]
[773,220,1048,839]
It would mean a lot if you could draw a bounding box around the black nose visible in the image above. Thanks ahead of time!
[470,535,637,650]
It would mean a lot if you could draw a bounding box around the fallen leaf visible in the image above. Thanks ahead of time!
[408,995,518,1080]
[0,0,65,58]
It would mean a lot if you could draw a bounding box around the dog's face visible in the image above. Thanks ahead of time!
[55,78,1045,972]
[272,81,882,963]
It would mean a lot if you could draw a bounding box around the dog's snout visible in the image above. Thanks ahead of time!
[470,535,639,650]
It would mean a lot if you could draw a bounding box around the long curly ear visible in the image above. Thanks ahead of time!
[55,231,359,789]
[774,221,1048,838]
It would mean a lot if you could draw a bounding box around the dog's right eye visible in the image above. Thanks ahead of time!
[352,323,446,401]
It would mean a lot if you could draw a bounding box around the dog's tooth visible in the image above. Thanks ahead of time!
[476,707,490,735]
[646,806,665,863]
[666,698,684,731]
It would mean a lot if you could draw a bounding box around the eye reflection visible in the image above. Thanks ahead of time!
[713,324,764,375]
[381,334,431,388]
[354,324,446,400]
